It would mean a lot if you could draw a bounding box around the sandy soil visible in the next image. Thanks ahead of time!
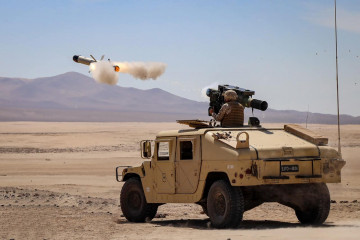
[0,122,359,240]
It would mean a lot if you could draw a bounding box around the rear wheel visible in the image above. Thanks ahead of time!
[207,180,244,228]
[295,183,330,225]
[120,178,158,222]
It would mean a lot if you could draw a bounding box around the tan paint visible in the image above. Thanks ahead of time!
[120,125,345,204]
[153,137,176,194]
[175,136,201,194]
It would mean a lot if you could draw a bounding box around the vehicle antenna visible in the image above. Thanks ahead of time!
[306,104,309,128]
[334,0,342,156]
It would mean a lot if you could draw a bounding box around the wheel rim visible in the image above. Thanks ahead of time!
[214,192,226,216]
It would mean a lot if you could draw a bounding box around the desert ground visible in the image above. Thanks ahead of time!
[0,122,359,240]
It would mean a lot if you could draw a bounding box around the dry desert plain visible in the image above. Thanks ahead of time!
[0,122,359,240]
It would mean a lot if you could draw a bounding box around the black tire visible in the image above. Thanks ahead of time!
[120,178,158,222]
[295,183,330,225]
[207,180,244,228]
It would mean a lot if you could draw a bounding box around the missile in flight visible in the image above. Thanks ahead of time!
[73,55,120,72]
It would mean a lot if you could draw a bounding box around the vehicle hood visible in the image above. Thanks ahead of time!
[206,129,320,159]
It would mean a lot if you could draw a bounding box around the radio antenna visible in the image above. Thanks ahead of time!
[306,104,309,128]
[334,0,342,155]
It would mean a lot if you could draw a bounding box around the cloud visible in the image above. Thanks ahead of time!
[305,5,360,34]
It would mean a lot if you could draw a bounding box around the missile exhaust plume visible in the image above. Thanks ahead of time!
[114,62,167,80]
[89,61,119,85]
[73,55,167,84]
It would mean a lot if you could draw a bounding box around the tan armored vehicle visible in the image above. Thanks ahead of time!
[116,122,345,228]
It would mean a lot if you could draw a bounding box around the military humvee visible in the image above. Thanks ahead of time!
[116,123,345,228]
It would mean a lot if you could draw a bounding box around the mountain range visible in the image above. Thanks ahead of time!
[0,72,359,124]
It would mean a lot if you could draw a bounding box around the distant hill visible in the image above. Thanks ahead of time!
[0,72,359,124]
[0,72,208,121]
[256,109,360,125]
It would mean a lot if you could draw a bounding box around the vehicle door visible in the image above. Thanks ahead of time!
[175,136,201,194]
[153,137,176,194]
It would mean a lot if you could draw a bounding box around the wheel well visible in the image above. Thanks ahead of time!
[201,172,230,201]
[123,173,141,181]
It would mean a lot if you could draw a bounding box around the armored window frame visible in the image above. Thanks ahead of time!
[180,140,193,160]
[157,141,170,161]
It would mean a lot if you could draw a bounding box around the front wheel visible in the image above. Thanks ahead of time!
[120,178,158,222]
[207,180,244,228]
[295,183,330,225]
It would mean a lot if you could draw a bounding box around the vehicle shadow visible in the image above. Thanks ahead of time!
[150,219,342,230]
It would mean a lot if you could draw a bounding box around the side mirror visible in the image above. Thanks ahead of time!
[140,140,152,159]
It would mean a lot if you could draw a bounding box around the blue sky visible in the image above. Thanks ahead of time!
[0,0,359,116]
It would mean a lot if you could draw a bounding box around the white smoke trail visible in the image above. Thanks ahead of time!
[114,62,167,80]
[89,61,119,85]
[89,61,167,85]
[201,82,219,99]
